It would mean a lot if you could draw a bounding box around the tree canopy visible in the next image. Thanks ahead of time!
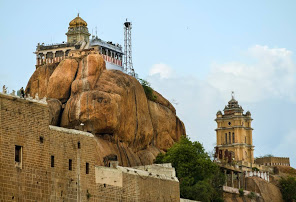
[279,176,296,202]
[155,136,225,202]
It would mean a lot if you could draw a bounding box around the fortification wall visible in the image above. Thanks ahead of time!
[0,93,179,201]
[255,157,290,166]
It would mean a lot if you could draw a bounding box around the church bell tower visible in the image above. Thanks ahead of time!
[215,92,254,164]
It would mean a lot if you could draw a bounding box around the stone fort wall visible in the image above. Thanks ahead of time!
[0,93,179,201]
[255,157,290,166]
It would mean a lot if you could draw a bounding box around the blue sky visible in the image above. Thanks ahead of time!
[0,0,295,167]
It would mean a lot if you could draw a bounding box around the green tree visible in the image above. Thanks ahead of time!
[155,137,225,202]
[279,176,296,202]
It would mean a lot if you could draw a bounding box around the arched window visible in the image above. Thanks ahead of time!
[229,132,231,143]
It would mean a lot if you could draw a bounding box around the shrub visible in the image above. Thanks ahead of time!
[239,188,244,197]
[139,79,157,101]
[252,167,259,171]
[247,192,256,199]
[279,176,296,202]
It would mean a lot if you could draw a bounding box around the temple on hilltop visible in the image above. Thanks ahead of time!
[34,14,123,70]
[214,92,254,165]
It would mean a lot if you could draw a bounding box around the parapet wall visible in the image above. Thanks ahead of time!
[255,157,290,166]
[0,93,179,201]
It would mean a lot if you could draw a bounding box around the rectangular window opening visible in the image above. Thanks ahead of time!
[15,145,22,163]
[86,162,89,174]
[69,159,72,171]
[51,156,55,167]
[225,133,227,144]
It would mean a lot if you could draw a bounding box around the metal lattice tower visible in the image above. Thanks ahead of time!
[124,20,135,77]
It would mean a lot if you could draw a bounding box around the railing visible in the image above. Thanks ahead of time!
[37,55,122,67]
[245,171,269,182]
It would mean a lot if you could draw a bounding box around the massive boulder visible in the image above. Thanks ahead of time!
[25,50,186,166]
[61,70,154,151]
[47,98,62,126]
[47,59,79,103]
[25,63,58,98]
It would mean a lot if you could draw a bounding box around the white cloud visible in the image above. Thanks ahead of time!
[208,45,296,103]
[147,45,296,167]
[149,63,174,79]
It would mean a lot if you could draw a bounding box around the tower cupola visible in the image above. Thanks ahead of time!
[66,14,90,44]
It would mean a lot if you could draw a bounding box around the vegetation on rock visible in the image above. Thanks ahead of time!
[155,136,225,202]
[239,188,244,197]
[139,79,157,101]
[279,176,296,202]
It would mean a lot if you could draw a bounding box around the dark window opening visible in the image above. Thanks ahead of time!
[15,145,22,162]
[69,159,72,171]
[78,142,81,149]
[86,162,89,174]
[232,133,235,143]
[39,136,44,143]
[229,132,231,144]
[51,156,54,167]
[225,133,227,144]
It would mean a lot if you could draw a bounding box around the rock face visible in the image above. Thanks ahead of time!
[25,63,58,98]
[47,98,62,126]
[223,177,283,202]
[26,50,186,166]
[47,59,79,103]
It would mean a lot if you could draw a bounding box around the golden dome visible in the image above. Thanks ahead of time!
[69,14,87,28]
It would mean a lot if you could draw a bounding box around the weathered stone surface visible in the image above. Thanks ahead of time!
[61,70,154,151]
[25,63,57,98]
[148,101,184,151]
[47,59,78,103]
[47,98,62,126]
[152,90,176,114]
[71,53,105,94]
[27,50,186,165]
[224,177,283,202]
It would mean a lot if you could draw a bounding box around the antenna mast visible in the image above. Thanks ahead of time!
[124,19,135,77]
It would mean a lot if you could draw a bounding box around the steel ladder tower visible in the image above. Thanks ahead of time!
[124,20,135,77]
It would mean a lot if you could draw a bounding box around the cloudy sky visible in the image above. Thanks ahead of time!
[0,0,295,167]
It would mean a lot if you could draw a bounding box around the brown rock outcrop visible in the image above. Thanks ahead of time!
[47,59,78,103]
[61,70,154,151]
[223,177,283,202]
[152,90,176,114]
[26,49,186,166]
[47,98,62,126]
[71,53,105,94]
[25,63,57,98]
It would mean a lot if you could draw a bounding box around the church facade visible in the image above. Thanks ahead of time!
[215,94,254,164]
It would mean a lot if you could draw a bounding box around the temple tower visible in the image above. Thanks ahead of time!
[215,92,254,164]
[66,14,90,44]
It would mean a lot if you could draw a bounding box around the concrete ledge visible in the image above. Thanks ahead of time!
[49,125,94,137]
[223,186,260,197]
[117,166,179,182]
[0,92,48,106]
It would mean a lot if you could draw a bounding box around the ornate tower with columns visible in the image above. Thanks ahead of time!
[65,14,90,43]
[215,92,254,164]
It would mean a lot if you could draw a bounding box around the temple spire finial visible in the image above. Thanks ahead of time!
[231,91,235,99]
[78,12,79,17]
